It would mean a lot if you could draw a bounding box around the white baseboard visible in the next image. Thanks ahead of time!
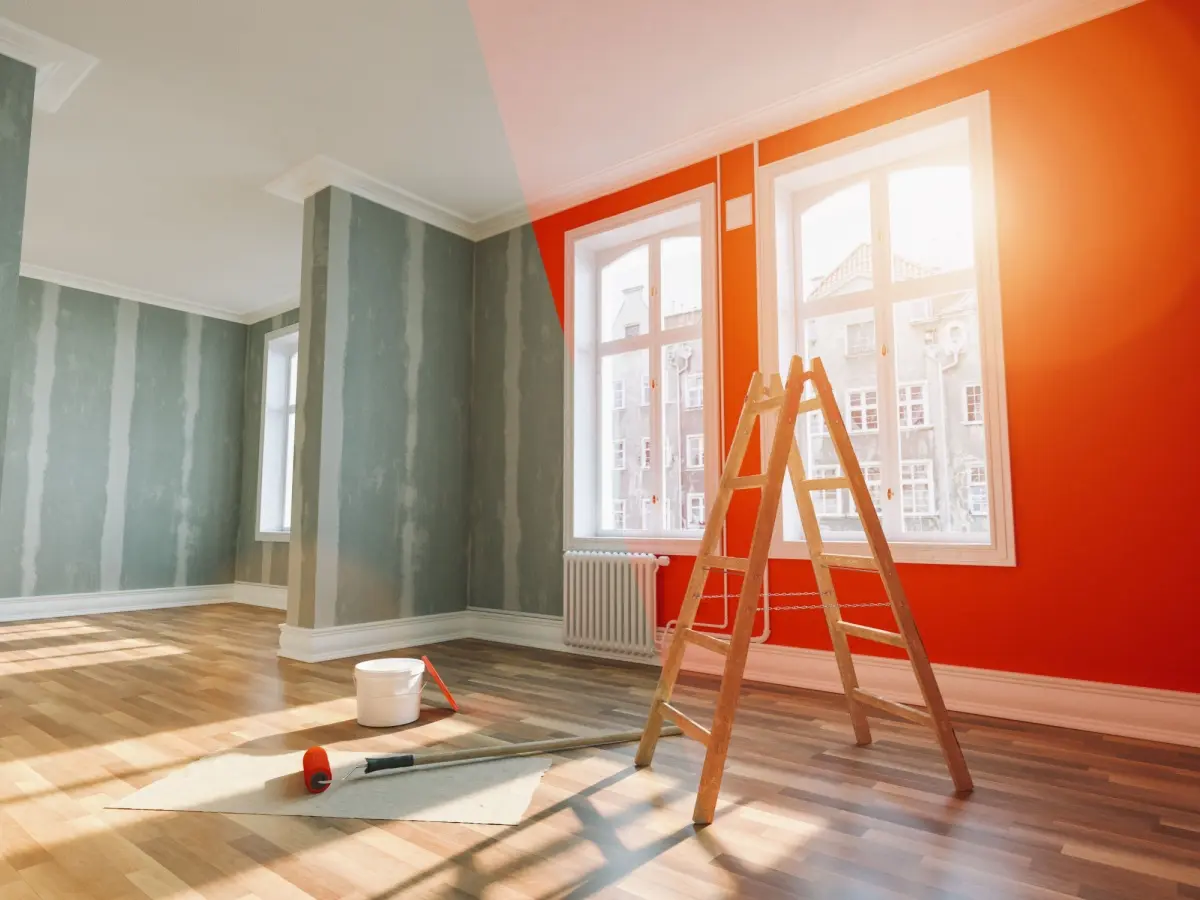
[467,606,660,666]
[232,582,288,610]
[0,584,234,622]
[278,610,471,663]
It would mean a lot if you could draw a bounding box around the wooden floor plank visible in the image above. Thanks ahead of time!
[1,603,1197,899]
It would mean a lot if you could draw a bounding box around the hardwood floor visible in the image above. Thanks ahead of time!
[1,604,1198,899]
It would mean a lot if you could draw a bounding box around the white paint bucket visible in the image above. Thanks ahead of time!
[354,658,425,727]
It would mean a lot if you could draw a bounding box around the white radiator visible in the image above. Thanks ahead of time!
[562,551,664,660]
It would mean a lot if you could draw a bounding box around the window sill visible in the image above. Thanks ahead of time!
[773,536,1014,567]
[256,530,291,543]
[566,535,703,555]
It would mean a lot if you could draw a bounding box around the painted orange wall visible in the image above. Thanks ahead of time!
[533,0,1200,693]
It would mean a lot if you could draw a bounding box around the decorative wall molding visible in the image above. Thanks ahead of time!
[19,264,245,323]
[277,610,471,664]
[243,297,301,326]
[0,17,98,113]
[231,582,288,611]
[0,584,233,623]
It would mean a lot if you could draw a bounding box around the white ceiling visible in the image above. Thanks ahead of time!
[0,0,1136,322]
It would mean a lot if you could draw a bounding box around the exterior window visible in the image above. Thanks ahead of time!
[845,320,874,356]
[846,389,879,433]
[965,384,984,423]
[760,93,1012,564]
[898,383,927,428]
[968,463,988,515]
[687,493,706,528]
[567,187,717,545]
[684,373,704,409]
[257,324,299,539]
[812,465,843,517]
[901,460,935,516]
[613,499,627,530]
[612,379,626,410]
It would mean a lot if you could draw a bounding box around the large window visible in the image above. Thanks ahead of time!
[565,187,717,548]
[759,94,1013,565]
[257,324,299,539]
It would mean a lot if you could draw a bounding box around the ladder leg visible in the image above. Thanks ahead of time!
[636,374,766,769]
[693,357,806,824]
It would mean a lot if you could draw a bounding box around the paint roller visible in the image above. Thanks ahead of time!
[301,726,682,793]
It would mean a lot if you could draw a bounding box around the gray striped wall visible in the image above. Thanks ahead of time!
[0,54,35,496]
[0,278,246,598]
[469,225,564,616]
[234,309,300,586]
[291,188,474,627]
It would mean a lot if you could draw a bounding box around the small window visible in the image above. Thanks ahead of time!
[683,372,704,409]
[686,493,706,528]
[898,383,927,429]
[685,434,704,469]
[662,496,674,530]
[812,464,844,517]
[613,499,627,530]
[624,322,641,338]
[640,437,651,469]
[861,462,883,513]
[845,320,875,356]
[901,460,935,516]
[612,379,626,410]
[641,375,651,406]
[964,384,984,423]
[257,325,299,539]
[846,388,879,433]
[613,439,626,470]
[641,497,653,529]
[968,463,988,515]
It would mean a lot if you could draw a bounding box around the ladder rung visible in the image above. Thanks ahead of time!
[837,621,907,649]
[727,474,769,490]
[661,702,710,745]
[804,477,850,492]
[797,397,822,414]
[683,628,730,655]
[702,555,750,572]
[851,689,932,727]
[818,553,879,572]
[748,395,784,414]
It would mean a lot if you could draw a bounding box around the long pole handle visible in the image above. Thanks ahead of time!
[362,726,682,775]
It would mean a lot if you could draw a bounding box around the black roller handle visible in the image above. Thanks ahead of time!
[364,753,416,774]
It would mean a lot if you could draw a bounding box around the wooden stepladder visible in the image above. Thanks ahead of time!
[635,354,973,825]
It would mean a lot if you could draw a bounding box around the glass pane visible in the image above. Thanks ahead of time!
[600,349,651,532]
[601,245,649,341]
[800,182,872,302]
[892,292,988,539]
[661,339,704,535]
[288,351,298,404]
[283,410,295,530]
[661,234,702,330]
[889,165,975,280]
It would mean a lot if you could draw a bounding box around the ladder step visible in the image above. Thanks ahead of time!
[797,397,822,414]
[818,553,879,572]
[661,702,711,745]
[701,555,750,572]
[850,689,932,727]
[804,477,851,492]
[747,395,784,414]
[837,621,907,649]
[727,474,769,490]
[683,628,730,655]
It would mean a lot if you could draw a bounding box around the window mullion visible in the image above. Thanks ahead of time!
[649,239,664,533]
[870,170,901,535]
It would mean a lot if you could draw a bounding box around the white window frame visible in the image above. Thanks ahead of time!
[846,387,879,434]
[897,381,928,429]
[613,499,627,530]
[964,383,984,424]
[256,323,299,541]
[612,378,626,410]
[967,461,988,515]
[683,372,704,409]
[756,92,1015,566]
[686,492,706,528]
[811,464,844,517]
[845,320,875,356]
[901,459,937,517]
[685,433,704,470]
[641,497,653,529]
[640,437,651,469]
[641,374,652,406]
[612,439,627,471]
[564,185,719,552]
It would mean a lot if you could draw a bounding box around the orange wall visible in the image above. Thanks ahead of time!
[533,0,1200,693]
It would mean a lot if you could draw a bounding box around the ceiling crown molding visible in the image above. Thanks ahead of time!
[491,0,1146,227]
[0,18,98,113]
